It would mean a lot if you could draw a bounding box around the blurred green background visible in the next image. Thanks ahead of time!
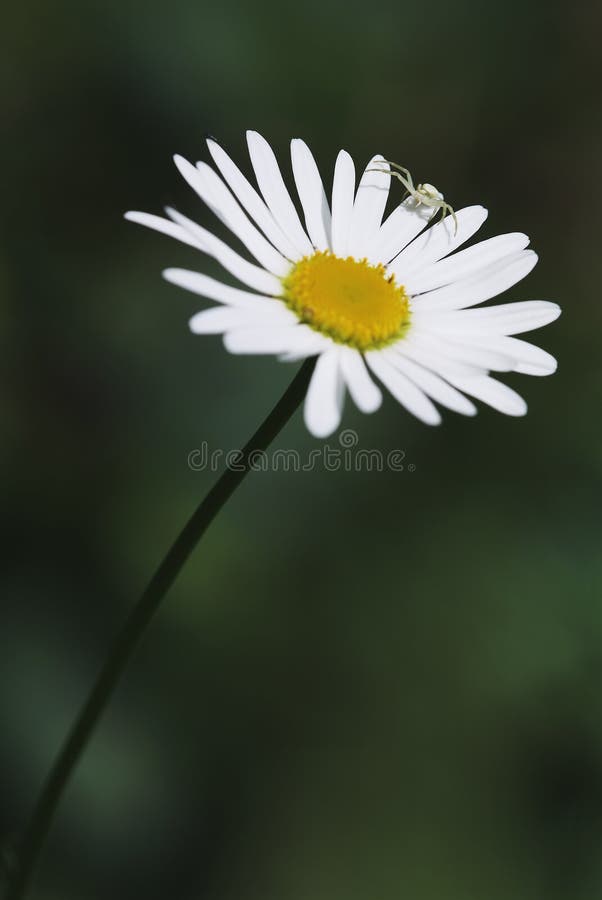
[1,0,601,898]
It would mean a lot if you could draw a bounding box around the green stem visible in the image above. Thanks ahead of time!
[3,357,316,900]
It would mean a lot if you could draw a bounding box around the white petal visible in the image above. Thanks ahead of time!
[331,150,356,257]
[279,330,333,361]
[402,329,515,372]
[515,360,557,377]
[165,208,283,296]
[404,233,530,294]
[173,156,292,277]
[339,348,382,413]
[304,349,344,438]
[444,373,527,416]
[224,324,311,355]
[189,307,265,334]
[388,206,488,281]
[246,131,314,257]
[411,251,538,311]
[206,138,301,261]
[290,139,331,252]
[413,301,561,336]
[173,155,229,224]
[382,349,476,416]
[347,156,390,259]
[365,199,432,266]
[460,335,558,376]
[124,211,207,251]
[162,268,293,316]
[392,335,483,379]
[366,353,441,425]
[197,160,293,276]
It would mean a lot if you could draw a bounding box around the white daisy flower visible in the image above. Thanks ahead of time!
[126,131,561,438]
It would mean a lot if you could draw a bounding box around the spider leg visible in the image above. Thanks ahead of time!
[419,198,446,225]
[366,160,412,206]
[383,161,414,184]
[377,169,417,206]
[366,160,397,185]
[390,164,416,195]
[449,205,459,235]
[439,202,458,235]
[366,165,405,195]
[387,169,414,195]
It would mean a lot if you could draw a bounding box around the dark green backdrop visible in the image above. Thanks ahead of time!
[2,0,601,898]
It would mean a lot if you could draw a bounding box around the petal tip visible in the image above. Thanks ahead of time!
[365,398,383,414]
[305,420,338,439]
[188,314,205,334]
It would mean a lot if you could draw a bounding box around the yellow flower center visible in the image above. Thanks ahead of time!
[282,251,411,351]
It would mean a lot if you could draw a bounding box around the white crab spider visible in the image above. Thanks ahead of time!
[370,160,458,234]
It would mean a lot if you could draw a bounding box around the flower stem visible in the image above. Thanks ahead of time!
[3,357,316,900]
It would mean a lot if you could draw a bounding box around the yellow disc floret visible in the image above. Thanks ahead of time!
[282,251,410,351]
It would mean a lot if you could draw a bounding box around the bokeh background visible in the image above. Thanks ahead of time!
[2,0,601,897]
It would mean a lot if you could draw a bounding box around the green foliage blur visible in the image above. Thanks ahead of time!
[1,0,601,897]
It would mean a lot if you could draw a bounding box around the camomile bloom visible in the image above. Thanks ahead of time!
[126,131,560,437]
